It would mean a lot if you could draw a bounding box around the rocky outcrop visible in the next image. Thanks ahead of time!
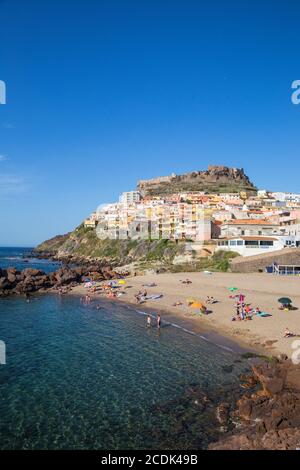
[138,166,256,196]
[0,264,121,297]
[209,357,300,450]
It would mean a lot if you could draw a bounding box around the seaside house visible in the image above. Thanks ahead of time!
[220,219,280,238]
[216,236,285,257]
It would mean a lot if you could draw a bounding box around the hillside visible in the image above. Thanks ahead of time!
[34,225,238,272]
[137,165,256,196]
[35,225,186,266]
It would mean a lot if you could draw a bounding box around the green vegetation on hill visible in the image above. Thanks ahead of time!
[35,225,185,263]
[168,250,240,273]
[35,233,70,252]
[35,226,239,273]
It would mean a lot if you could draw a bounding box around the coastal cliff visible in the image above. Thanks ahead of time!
[34,225,238,273]
[34,224,187,267]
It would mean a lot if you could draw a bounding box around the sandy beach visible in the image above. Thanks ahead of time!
[70,272,300,358]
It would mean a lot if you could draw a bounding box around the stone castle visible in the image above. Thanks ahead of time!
[137,166,256,196]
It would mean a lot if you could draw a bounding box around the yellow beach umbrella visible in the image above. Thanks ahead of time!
[190,301,204,309]
[118,280,126,285]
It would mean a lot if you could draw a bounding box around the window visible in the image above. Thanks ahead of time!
[245,240,259,246]
[237,240,243,246]
[229,240,237,246]
[260,241,273,246]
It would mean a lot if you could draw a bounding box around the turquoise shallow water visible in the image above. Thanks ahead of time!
[0,294,249,450]
[0,248,250,449]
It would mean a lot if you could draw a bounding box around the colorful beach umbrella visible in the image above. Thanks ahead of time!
[228,287,238,292]
[190,301,205,309]
[118,280,126,285]
[278,297,292,305]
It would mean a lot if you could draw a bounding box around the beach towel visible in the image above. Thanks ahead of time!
[145,294,163,301]
[256,312,271,317]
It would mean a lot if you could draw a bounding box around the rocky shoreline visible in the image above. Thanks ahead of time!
[210,355,300,450]
[0,264,122,297]
[32,250,110,267]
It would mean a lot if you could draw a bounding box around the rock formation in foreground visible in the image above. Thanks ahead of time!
[0,265,120,297]
[209,357,300,450]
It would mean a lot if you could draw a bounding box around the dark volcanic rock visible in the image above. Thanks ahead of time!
[0,277,11,291]
[0,262,123,297]
[54,268,80,286]
[209,359,300,450]
[88,272,104,282]
[22,268,44,278]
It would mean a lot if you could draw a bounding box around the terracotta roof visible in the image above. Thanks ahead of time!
[219,236,278,241]
[224,219,278,226]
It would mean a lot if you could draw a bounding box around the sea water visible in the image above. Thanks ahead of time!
[0,247,60,273]
[0,249,249,449]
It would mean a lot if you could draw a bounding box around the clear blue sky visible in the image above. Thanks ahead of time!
[0,0,299,246]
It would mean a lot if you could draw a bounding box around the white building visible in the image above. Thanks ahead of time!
[119,191,141,206]
[216,236,285,257]
[257,189,268,199]
[270,192,300,203]
[220,219,281,238]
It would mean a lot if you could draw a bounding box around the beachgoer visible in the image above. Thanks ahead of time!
[240,304,245,320]
[284,327,293,338]
[135,291,142,303]
[147,315,151,328]
[200,306,207,315]
[245,305,251,315]
[157,314,161,328]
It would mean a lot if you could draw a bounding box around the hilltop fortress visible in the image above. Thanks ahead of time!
[137,165,256,196]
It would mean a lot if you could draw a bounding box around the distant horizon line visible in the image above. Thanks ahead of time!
[0,245,35,249]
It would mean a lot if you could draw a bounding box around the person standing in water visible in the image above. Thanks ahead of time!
[157,314,161,328]
[147,315,151,328]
